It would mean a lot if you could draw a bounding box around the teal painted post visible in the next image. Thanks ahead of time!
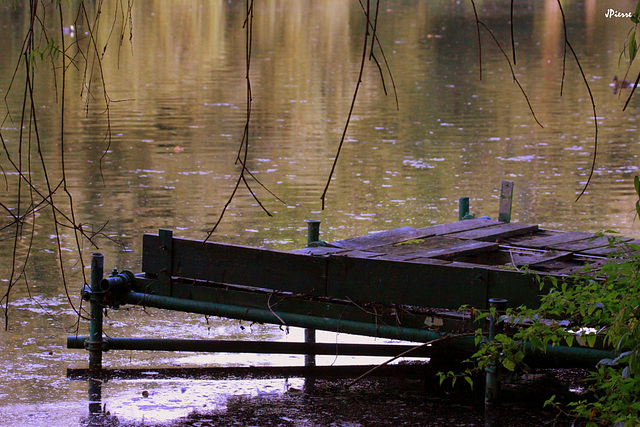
[459,197,470,221]
[306,220,321,245]
[485,298,507,426]
[88,253,104,413]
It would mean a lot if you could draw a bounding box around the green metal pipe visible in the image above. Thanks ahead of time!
[306,220,321,245]
[67,336,437,357]
[123,291,455,344]
[120,291,613,367]
[305,220,320,379]
[485,298,508,425]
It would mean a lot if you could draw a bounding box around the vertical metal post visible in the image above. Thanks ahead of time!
[88,253,104,414]
[304,221,319,393]
[306,220,321,245]
[485,298,508,426]
[459,197,470,221]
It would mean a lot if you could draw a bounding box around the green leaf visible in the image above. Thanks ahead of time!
[630,31,638,62]
[464,376,474,389]
[502,358,516,371]
[543,395,556,407]
[565,335,575,347]
[634,175,640,197]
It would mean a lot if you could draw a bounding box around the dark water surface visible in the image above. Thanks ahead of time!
[1,1,640,425]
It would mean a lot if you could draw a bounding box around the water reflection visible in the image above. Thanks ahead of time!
[2,0,640,425]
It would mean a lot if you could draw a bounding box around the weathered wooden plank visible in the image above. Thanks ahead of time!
[331,226,432,250]
[368,236,498,260]
[370,236,463,256]
[548,236,633,253]
[451,222,539,242]
[413,218,502,236]
[516,232,594,249]
[406,240,500,260]
[143,234,327,296]
[516,250,573,267]
[376,254,453,264]
[581,240,640,256]
[290,247,345,256]
[498,180,514,223]
[326,256,489,309]
[335,250,385,258]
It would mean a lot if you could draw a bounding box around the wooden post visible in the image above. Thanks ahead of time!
[459,197,470,221]
[498,180,514,223]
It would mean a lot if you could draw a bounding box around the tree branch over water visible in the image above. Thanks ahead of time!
[472,0,598,201]
[321,0,397,210]
[0,1,132,327]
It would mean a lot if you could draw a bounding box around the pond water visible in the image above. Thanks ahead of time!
[1,0,640,425]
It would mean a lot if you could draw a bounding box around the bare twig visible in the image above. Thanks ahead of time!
[346,333,475,388]
[321,1,372,210]
[470,0,482,80]
[477,21,543,128]
[207,0,284,239]
[555,1,598,201]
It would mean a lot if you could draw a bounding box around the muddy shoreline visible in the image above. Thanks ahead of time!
[108,368,588,427]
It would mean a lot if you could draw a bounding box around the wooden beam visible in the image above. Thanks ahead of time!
[451,222,538,241]
[143,234,328,296]
[498,180,514,223]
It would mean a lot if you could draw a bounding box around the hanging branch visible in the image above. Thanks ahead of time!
[206,0,285,240]
[474,19,543,128]
[470,0,482,80]
[320,1,371,210]
[510,0,516,65]
[0,1,133,327]
[323,0,399,210]
[555,0,598,201]
[360,0,399,110]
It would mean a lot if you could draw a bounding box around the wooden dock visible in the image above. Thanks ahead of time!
[124,218,635,340]
[68,186,636,418]
[71,216,633,376]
